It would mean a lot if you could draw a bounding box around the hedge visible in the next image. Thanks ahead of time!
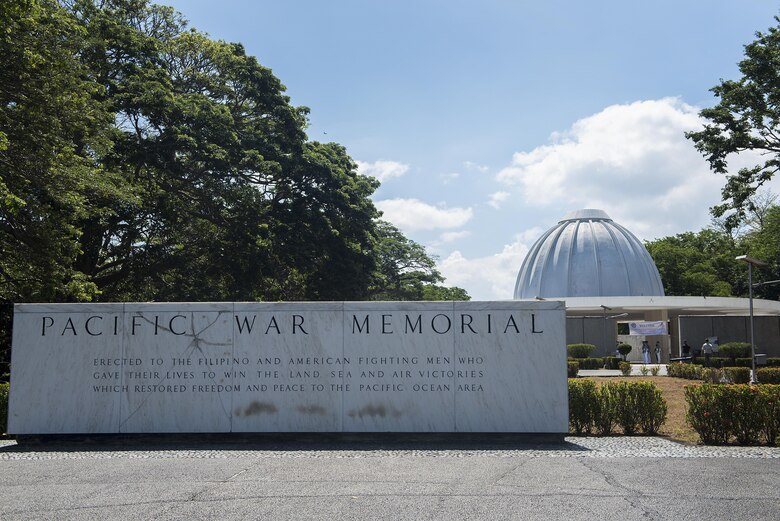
[723,367,751,384]
[573,357,603,370]
[567,361,579,378]
[757,368,780,384]
[719,342,752,361]
[567,344,596,359]
[685,384,780,445]
[568,380,667,435]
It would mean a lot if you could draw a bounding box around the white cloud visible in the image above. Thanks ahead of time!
[439,172,460,184]
[488,191,510,209]
[463,161,489,173]
[356,160,409,182]
[375,198,473,232]
[438,237,531,301]
[493,97,764,239]
[438,230,471,243]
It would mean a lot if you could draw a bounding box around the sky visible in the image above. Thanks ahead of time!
[165,0,780,300]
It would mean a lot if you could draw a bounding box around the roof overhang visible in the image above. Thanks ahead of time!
[520,296,780,318]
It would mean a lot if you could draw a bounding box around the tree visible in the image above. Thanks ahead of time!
[739,204,780,301]
[369,220,469,301]
[645,229,739,297]
[687,16,780,230]
[0,0,122,303]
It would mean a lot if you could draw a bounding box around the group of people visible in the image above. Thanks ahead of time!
[628,338,716,365]
[681,338,716,365]
[640,340,662,364]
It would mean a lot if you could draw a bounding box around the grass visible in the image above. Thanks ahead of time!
[583,375,701,444]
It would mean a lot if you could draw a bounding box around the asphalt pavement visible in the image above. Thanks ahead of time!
[1,435,779,520]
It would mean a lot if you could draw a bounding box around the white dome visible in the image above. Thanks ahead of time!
[514,209,665,299]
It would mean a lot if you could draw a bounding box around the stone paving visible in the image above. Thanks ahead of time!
[2,436,779,460]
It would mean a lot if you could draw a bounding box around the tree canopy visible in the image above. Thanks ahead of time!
[687,16,780,230]
[0,0,468,309]
[645,200,780,300]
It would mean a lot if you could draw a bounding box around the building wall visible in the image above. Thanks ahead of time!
[678,316,780,358]
[566,317,617,357]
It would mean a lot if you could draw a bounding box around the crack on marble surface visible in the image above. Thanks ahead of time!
[120,311,232,430]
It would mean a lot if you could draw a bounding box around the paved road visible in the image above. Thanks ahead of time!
[1,436,779,520]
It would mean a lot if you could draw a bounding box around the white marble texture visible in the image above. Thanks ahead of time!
[231,303,343,432]
[9,304,125,433]
[343,302,456,432]
[453,301,568,432]
[119,303,234,433]
[8,301,568,434]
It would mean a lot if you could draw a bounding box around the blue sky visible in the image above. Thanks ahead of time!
[165,0,780,299]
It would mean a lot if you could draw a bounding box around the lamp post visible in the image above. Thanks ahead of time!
[736,255,768,384]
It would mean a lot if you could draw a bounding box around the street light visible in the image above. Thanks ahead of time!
[736,255,768,384]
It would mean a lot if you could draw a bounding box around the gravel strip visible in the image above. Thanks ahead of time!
[1,436,779,460]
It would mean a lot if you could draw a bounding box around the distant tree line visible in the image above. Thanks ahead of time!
[645,193,780,301]
[0,0,467,378]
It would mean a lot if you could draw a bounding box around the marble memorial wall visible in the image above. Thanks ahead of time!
[8,301,567,434]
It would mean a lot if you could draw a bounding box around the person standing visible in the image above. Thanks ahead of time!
[641,340,651,364]
[654,341,662,364]
[682,340,691,358]
[702,338,714,367]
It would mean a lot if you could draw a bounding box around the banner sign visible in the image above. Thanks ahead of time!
[628,321,668,336]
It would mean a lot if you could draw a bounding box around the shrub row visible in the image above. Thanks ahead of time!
[565,356,629,372]
[568,380,667,435]
[685,384,780,445]
[668,363,780,383]
[682,357,780,368]
[571,357,603,370]
[0,382,7,435]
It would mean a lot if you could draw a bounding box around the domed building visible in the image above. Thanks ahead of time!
[514,209,780,361]
[514,209,664,299]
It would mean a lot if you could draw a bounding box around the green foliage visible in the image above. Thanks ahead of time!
[368,220,468,301]
[568,380,667,436]
[685,384,780,445]
[739,205,780,301]
[594,383,619,435]
[634,382,668,435]
[685,384,733,444]
[768,358,780,367]
[617,343,632,357]
[567,379,596,434]
[720,342,752,361]
[723,367,752,384]
[650,365,660,376]
[762,385,780,445]
[668,362,702,380]
[567,361,579,378]
[686,13,780,227]
[567,344,596,359]
[757,368,780,384]
[644,229,738,297]
[573,358,602,370]
[603,356,621,370]
[701,367,724,384]
[619,362,632,376]
[0,382,7,434]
